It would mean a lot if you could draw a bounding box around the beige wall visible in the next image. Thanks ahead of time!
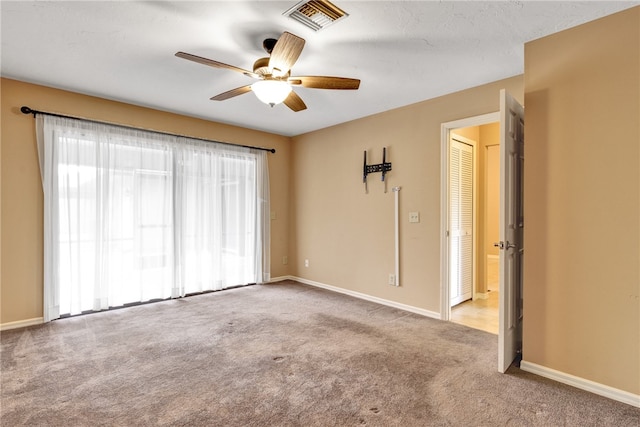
[476,123,500,295]
[524,7,639,395]
[480,123,500,261]
[290,76,523,313]
[0,78,292,324]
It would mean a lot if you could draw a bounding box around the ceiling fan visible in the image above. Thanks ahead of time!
[175,31,360,112]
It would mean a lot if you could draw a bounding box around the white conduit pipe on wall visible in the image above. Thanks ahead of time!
[392,186,401,286]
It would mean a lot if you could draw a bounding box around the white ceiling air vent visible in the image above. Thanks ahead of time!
[283,0,348,32]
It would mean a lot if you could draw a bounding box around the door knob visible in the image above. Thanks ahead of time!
[494,241,517,250]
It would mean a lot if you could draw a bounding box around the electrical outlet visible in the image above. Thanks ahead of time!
[409,212,420,223]
[282,256,288,265]
[304,259,309,267]
[388,274,395,286]
[270,211,277,220]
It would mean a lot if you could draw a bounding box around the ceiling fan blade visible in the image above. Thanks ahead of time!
[269,32,305,77]
[210,85,252,101]
[283,90,307,112]
[289,76,360,90]
[176,52,259,78]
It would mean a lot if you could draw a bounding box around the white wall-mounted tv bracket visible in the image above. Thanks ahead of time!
[363,147,392,193]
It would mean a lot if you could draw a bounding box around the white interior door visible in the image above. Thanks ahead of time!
[498,89,524,373]
[449,137,474,306]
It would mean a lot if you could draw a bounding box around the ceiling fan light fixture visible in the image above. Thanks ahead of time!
[251,80,292,107]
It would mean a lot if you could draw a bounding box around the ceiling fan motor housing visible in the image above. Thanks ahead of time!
[253,57,290,80]
[263,38,277,54]
[253,57,271,76]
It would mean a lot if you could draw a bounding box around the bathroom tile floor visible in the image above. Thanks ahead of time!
[450,258,499,335]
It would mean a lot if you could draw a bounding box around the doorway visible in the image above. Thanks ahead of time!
[441,91,524,372]
[440,111,500,329]
[448,124,500,334]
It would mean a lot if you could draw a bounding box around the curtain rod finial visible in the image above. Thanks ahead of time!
[20,106,33,115]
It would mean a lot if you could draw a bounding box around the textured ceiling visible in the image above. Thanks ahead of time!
[1,1,637,136]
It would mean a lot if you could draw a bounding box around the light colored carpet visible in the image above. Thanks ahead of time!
[1,280,638,426]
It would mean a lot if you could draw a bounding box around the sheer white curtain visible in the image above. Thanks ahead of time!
[37,115,270,322]
[174,139,270,295]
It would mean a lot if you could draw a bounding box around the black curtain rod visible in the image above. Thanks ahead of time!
[20,106,276,154]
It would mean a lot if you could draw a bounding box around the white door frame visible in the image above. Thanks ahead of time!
[440,112,499,321]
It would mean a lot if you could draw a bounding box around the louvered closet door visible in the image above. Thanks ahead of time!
[450,138,473,306]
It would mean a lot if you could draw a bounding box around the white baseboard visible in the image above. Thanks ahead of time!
[521,360,640,408]
[284,276,440,320]
[268,275,296,283]
[0,277,438,331]
[0,317,44,331]
[475,292,489,300]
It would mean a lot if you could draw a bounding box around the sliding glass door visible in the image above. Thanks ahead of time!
[38,115,270,321]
